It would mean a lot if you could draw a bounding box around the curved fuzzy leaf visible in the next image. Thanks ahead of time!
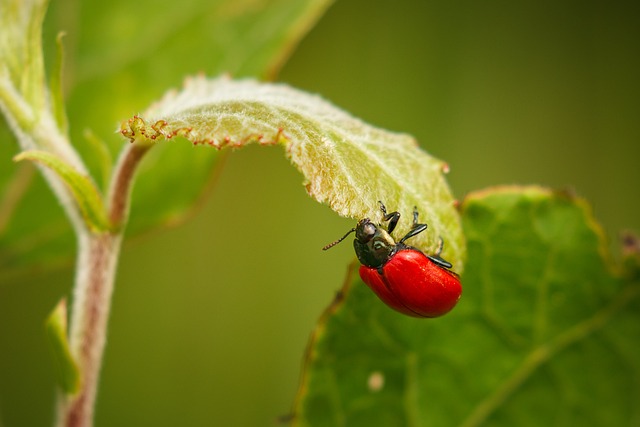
[292,186,640,427]
[13,150,109,232]
[121,76,465,268]
[0,0,48,120]
[45,299,80,395]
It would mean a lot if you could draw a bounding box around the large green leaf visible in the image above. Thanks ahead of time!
[292,186,640,427]
[0,0,334,281]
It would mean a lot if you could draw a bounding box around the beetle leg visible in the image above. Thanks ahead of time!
[427,254,453,269]
[399,223,427,243]
[435,236,443,255]
[378,201,400,234]
[399,206,428,243]
[378,201,387,216]
[427,237,453,269]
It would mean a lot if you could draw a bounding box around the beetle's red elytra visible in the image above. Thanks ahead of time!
[323,202,462,318]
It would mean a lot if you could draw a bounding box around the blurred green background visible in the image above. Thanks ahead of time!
[1,0,639,426]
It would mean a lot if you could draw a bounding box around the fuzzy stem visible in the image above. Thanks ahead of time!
[55,142,151,427]
[108,142,152,228]
[56,232,122,427]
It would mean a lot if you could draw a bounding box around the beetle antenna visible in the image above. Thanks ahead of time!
[322,228,356,251]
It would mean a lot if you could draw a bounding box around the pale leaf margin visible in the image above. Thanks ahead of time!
[120,75,466,269]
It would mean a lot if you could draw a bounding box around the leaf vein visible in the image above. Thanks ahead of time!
[459,283,640,427]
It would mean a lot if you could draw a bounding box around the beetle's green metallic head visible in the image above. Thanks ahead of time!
[353,218,397,269]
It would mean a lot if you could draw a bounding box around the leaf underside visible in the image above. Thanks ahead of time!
[121,76,465,269]
[291,186,640,427]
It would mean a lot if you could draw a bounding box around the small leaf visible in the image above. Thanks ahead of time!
[50,32,68,135]
[121,76,464,268]
[45,298,81,395]
[13,150,110,232]
[292,186,640,427]
[0,0,48,119]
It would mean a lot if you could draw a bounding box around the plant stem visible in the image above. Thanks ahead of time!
[108,142,152,228]
[55,143,150,427]
[56,232,122,427]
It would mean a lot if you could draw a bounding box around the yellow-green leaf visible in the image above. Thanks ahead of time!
[49,32,68,135]
[121,75,465,269]
[13,150,110,232]
[0,0,48,123]
[45,299,80,395]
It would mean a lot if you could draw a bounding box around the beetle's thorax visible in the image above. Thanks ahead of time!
[353,218,399,269]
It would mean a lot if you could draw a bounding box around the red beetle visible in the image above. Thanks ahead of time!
[323,202,462,318]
